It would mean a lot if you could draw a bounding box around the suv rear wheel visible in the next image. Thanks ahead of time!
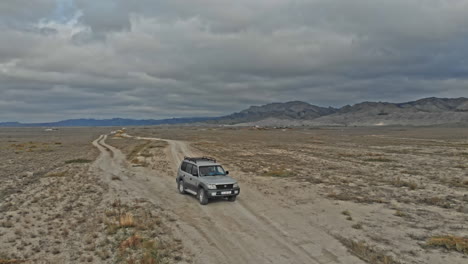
[198,188,208,205]
[178,180,186,194]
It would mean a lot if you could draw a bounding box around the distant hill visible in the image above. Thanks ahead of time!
[215,97,468,127]
[311,97,468,126]
[0,117,216,127]
[211,101,337,125]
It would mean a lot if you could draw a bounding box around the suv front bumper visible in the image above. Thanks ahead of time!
[207,188,240,197]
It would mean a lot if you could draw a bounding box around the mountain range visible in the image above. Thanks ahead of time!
[212,97,468,126]
[2,97,468,127]
[0,117,215,127]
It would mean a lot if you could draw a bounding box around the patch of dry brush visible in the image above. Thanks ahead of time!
[426,236,468,254]
[103,199,184,263]
[338,238,400,264]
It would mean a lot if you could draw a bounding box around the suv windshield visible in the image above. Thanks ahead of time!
[199,165,226,176]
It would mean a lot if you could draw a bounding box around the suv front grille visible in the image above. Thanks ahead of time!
[216,184,233,190]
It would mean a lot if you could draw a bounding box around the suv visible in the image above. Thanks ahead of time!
[176,157,240,205]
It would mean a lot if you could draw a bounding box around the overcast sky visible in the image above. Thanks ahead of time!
[1,0,468,122]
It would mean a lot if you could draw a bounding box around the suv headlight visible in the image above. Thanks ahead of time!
[207,184,217,190]
[233,183,239,188]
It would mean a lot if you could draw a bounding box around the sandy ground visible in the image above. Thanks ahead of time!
[118,126,468,264]
[1,126,467,263]
[100,132,364,264]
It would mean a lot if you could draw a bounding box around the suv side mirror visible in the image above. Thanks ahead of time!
[192,172,198,177]
[225,171,229,175]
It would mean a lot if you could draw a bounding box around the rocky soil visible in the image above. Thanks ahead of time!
[0,128,184,264]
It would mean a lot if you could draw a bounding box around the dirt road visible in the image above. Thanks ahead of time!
[92,134,364,264]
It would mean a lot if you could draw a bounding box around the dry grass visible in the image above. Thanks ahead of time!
[44,171,67,177]
[9,141,58,153]
[119,235,142,252]
[338,238,400,264]
[420,196,451,208]
[131,158,149,167]
[101,199,181,263]
[0,260,27,264]
[121,239,165,264]
[263,169,295,178]
[392,177,418,190]
[364,158,393,162]
[106,223,120,235]
[394,210,406,217]
[128,142,151,160]
[426,235,468,254]
[119,213,135,228]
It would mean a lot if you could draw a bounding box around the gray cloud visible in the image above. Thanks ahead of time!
[1,0,468,122]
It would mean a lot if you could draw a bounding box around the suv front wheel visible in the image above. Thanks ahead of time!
[198,188,208,205]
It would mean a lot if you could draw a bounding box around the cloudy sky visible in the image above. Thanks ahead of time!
[1,0,468,122]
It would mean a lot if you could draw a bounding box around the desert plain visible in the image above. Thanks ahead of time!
[0,126,467,264]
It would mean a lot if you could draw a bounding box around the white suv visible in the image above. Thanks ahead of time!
[176,157,240,205]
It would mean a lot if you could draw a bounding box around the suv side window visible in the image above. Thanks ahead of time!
[185,163,193,173]
[191,165,199,176]
[181,162,187,172]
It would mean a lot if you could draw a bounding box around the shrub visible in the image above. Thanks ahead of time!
[338,238,401,264]
[392,177,418,190]
[119,235,142,252]
[111,175,121,181]
[1,221,13,228]
[263,169,295,177]
[342,210,351,216]
[352,223,363,229]
[426,235,468,254]
[394,210,406,217]
[65,159,92,164]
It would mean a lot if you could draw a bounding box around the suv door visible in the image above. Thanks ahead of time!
[184,163,197,192]
[190,165,200,191]
[178,162,187,180]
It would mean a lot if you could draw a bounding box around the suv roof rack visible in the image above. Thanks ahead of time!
[184,156,217,163]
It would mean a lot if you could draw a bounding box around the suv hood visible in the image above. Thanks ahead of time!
[201,176,237,184]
